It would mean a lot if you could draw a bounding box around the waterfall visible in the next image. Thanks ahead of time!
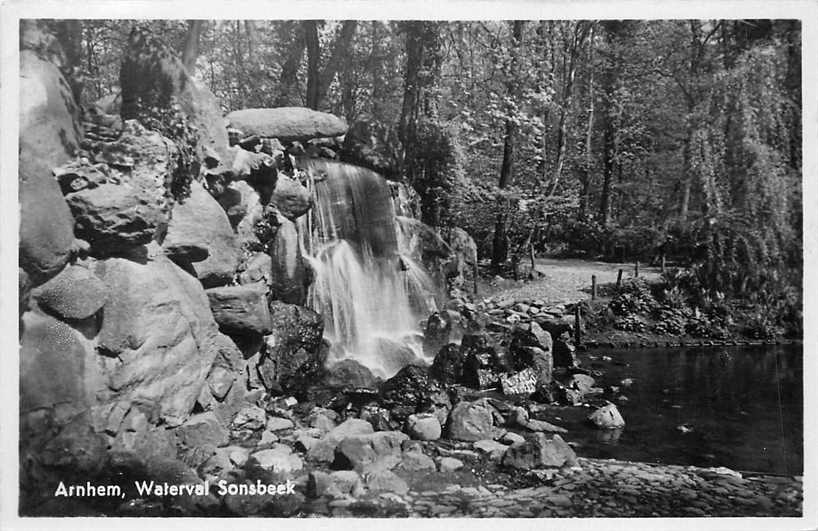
[297,159,438,378]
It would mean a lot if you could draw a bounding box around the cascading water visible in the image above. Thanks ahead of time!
[297,159,439,378]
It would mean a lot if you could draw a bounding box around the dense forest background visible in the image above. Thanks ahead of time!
[46,19,803,335]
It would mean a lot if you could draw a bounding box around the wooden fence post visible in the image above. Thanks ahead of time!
[591,275,597,300]
[574,305,582,346]
[635,260,640,278]
[616,269,623,288]
[661,255,666,274]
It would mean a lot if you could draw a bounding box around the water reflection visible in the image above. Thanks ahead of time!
[569,344,802,475]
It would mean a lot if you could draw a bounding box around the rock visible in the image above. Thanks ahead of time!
[406,413,442,441]
[271,173,312,220]
[226,107,348,142]
[588,403,626,429]
[308,470,365,499]
[460,333,504,389]
[339,119,401,178]
[473,439,508,461]
[502,433,577,470]
[334,431,409,470]
[32,265,108,320]
[500,368,538,396]
[162,181,240,288]
[260,430,279,445]
[231,405,266,431]
[252,446,303,475]
[511,407,567,434]
[37,413,108,475]
[227,446,250,467]
[447,399,497,442]
[359,406,399,432]
[267,417,295,431]
[508,323,553,385]
[237,252,273,287]
[323,359,377,389]
[65,122,176,255]
[362,468,409,495]
[20,312,94,417]
[257,302,324,394]
[441,226,478,284]
[553,339,578,368]
[307,418,374,462]
[269,213,310,305]
[500,432,525,445]
[437,457,464,472]
[398,450,436,472]
[379,365,450,424]
[94,256,225,426]
[206,282,272,335]
[174,411,229,449]
[206,366,235,400]
[565,373,596,394]
[429,343,465,385]
[19,48,79,283]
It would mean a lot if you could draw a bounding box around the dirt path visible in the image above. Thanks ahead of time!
[486,258,662,305]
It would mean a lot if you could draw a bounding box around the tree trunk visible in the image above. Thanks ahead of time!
[491,20,524,269]
[304,20,321,110]
[579,25,595,220]
[275,22,306,107]
[317,21,358,106]
[181,20,204,72]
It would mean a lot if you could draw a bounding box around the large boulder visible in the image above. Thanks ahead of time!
[306,418,374,462]
[323,359,378,390]
[163,180,240,288]
[270,174,312,220]
[508,322,553,386]
[206,282,272,336]
[378,365,450,424]
[588,403,626,429]
[63,121,176,255]
[460,333,505,389]
[333,431,408,470]
[269,213,310,305]
[94,256,226,426]
[32,265,109,320]
[257,302,324,394]
[18,48,79,283]
[429,343,465,385]
[20,312,98,417]
[339,119,401,178]
[225,107,348,142]
[501,433,577,470]
[446,399,498,442]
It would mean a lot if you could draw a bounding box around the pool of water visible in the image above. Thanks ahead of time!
[553,344,803,475]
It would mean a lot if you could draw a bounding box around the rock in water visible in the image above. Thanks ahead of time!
[32,265,108,320]
[18,47,79,283]
[225,107,348,142]
[163,181,240,288]
[206,282,272,336]
[588,403,626,429]
[502,433,577,470]
[447,399,497,442]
